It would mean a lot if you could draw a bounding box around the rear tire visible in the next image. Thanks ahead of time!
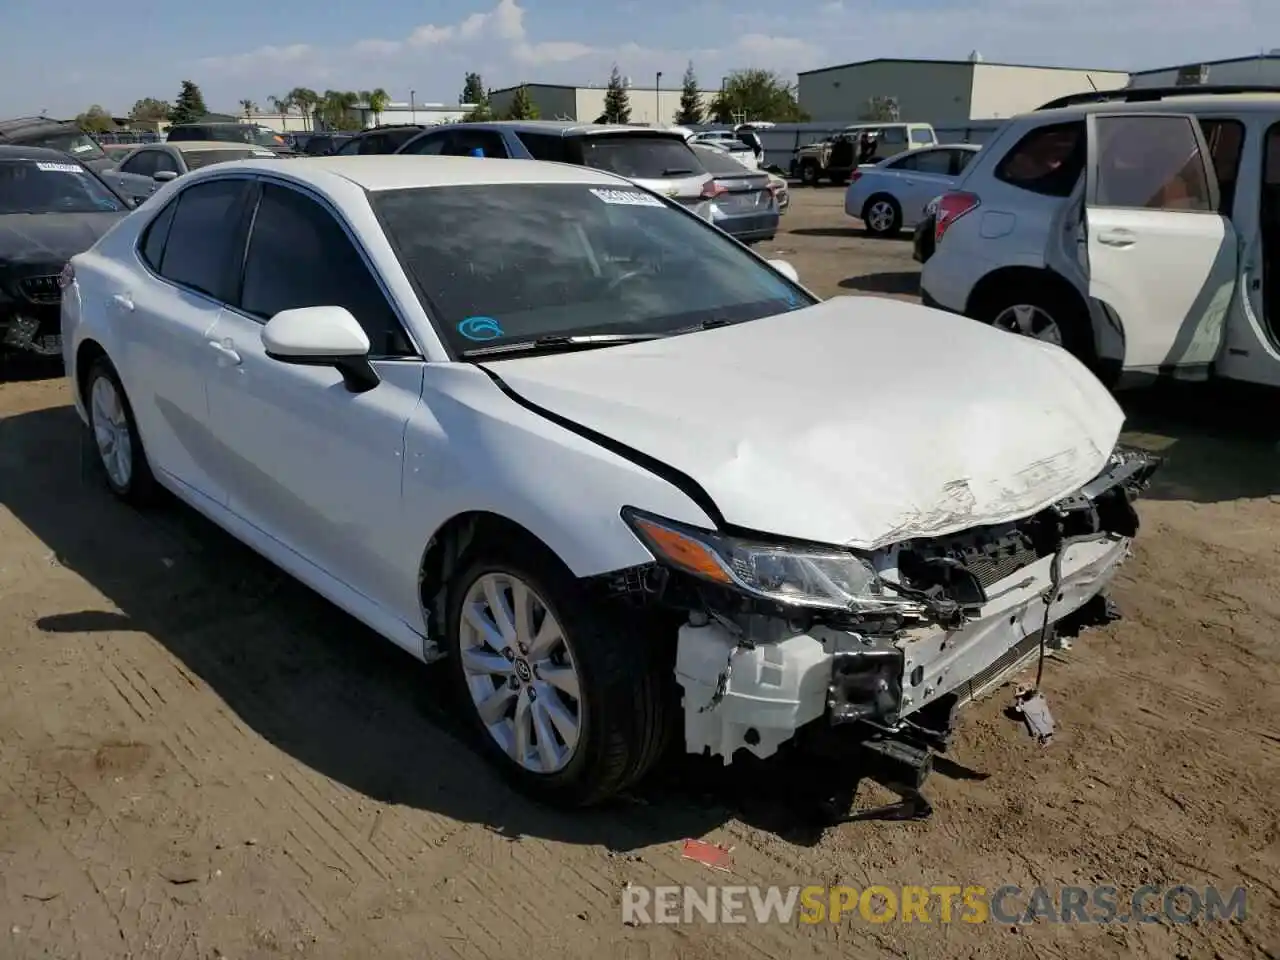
[862,195,902,236]
[972,281,1099,372]
[799,162,820,186]
[445,537,671,807]
[84,357,156,505]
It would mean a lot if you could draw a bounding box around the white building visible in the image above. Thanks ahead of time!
[1129,53,1280,88]
[488,83,719,124]
[797,57,1130,124]
[248,101,469,133]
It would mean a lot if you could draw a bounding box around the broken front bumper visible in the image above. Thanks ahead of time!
[674,532,1129,762]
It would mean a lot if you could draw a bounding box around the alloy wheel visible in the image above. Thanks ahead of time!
[992,303,1064,346]
[91,375,133,489]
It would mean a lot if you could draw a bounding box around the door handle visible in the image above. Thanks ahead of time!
[208,340,242,365]
[1096,229,1136,248]
[109,293,134,311]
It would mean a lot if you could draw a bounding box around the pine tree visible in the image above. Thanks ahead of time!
[461,72,486,105]
[170,81,208,126]
[676,61,703,125]
[506,85,539,120]
[603,66,631,124]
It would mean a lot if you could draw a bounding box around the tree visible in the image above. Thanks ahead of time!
[675,61,703,125]
[860,96,900,122]
[602,66,631,124]
[75,105,115,134]
[504,85,539,120]
[267,94,292,119]
[289,87,320,130]
[708,69,808,123]
[461,72,486,105]
[170,81,208,126]
[366,88,391,125]
[317,90,359,129]
[129,97,170,123]
[239,99,258,118]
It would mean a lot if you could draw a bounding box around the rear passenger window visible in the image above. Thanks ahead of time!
[155,179,249,300]
[897,150,951,175]
[239,184,413,357]
[400,132,449,155]
[994,121,1085,198]
[1093,115,1213,212]
[139,198,177,270]
[517,132,571,163]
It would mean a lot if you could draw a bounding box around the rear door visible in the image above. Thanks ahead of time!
[883,148,960,221]
[1084,111,1236,372]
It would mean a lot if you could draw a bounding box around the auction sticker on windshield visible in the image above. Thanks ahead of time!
[36,162,84,173]
[590,188,663,207]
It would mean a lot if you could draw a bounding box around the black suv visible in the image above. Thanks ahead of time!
[166,122,295,155]
[0,117,115,174]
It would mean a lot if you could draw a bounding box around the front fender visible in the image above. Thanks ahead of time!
[391,364,716,621]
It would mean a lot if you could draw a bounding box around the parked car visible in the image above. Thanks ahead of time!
[166,123,295,155]
[793,122,938,185]
[107,141,280,202]
[396,121,713,213]
[844,144,981,236]
[0,117,118,176]
[332,125,426,156]
[689,143,778,243]
[62,154,1159,808]
[299,133,353,156]
[920,84,1280,389]
[913,195,941,263]
[767,171,790,213]
[1,145,131,357]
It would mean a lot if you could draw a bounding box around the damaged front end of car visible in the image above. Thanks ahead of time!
[604,446,1160,817]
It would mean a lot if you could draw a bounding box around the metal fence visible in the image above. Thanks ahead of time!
[685,120,1006,175]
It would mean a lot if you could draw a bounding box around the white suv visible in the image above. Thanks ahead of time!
[920,86,1280,389]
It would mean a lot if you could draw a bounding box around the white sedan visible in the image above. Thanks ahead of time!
[62,155,1157,807]
[845,143,981,237]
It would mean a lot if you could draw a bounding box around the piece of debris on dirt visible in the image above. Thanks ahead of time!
[1013,687,1055,745]
[681,838,734,872]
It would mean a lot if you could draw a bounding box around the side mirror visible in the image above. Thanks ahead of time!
[261,306,380,393]
[153,170,178,182]
[767,259,799,284]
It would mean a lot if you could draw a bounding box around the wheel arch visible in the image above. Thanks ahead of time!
[74,338,109,411]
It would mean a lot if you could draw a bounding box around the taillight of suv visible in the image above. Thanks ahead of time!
[934,191,979,244]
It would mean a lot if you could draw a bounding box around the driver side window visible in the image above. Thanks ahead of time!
[122,151,158,176]
[401,132,450,155]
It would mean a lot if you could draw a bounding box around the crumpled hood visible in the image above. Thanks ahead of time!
[0,212,124,265]
[484,296,1125,548]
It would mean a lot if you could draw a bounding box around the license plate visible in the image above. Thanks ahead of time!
[722,191,767,212]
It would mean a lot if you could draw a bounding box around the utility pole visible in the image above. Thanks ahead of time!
[655,71,662,124]
[410,90,416,124]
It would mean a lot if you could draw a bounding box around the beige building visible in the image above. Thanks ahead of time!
[798,57,1129,123]
[1129,53,1280,88]
[489,83,718,124]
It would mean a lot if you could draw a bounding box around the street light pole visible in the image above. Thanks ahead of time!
[410,89,416,125]
[655,71,662,124]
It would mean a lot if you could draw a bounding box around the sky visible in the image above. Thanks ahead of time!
[5,0,1277,117]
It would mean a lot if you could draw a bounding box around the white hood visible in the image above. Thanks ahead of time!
[485,297,1124,549]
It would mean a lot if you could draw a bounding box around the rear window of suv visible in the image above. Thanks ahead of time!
[573,135,702,179]
[994,120,1085,197]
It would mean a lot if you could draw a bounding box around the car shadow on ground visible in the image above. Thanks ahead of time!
[838,272,920,296]
[0,354,62,383]
[1,402,912,851]
[1119,381,1280,503]
[787,226,866,239]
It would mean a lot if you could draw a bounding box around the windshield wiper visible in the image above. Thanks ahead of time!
[460,333,664,359]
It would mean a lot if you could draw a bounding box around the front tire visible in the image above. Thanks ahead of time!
[445,539,670,806]
[85,357,156,505]
[799,162,820,186]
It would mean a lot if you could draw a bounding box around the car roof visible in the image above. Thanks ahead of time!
[0,117,80,138]
[1029,94,1280,124]
[464,120,686,139]
[199,154,634,191]
[155,141,274,153]
[0,143,85,162]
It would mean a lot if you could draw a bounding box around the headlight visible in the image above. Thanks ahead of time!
[623,508,909,613]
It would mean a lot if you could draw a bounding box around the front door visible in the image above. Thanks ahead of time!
[204,180,424,615]
[1083,111,1237,374]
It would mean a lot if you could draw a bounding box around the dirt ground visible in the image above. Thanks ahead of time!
[1,188,1278,960]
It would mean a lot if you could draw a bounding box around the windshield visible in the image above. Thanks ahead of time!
[0,160,126,214]
[183,148,277,169]
[29,130,107,161]
[372,182,815,354]
[574,135,703,179]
